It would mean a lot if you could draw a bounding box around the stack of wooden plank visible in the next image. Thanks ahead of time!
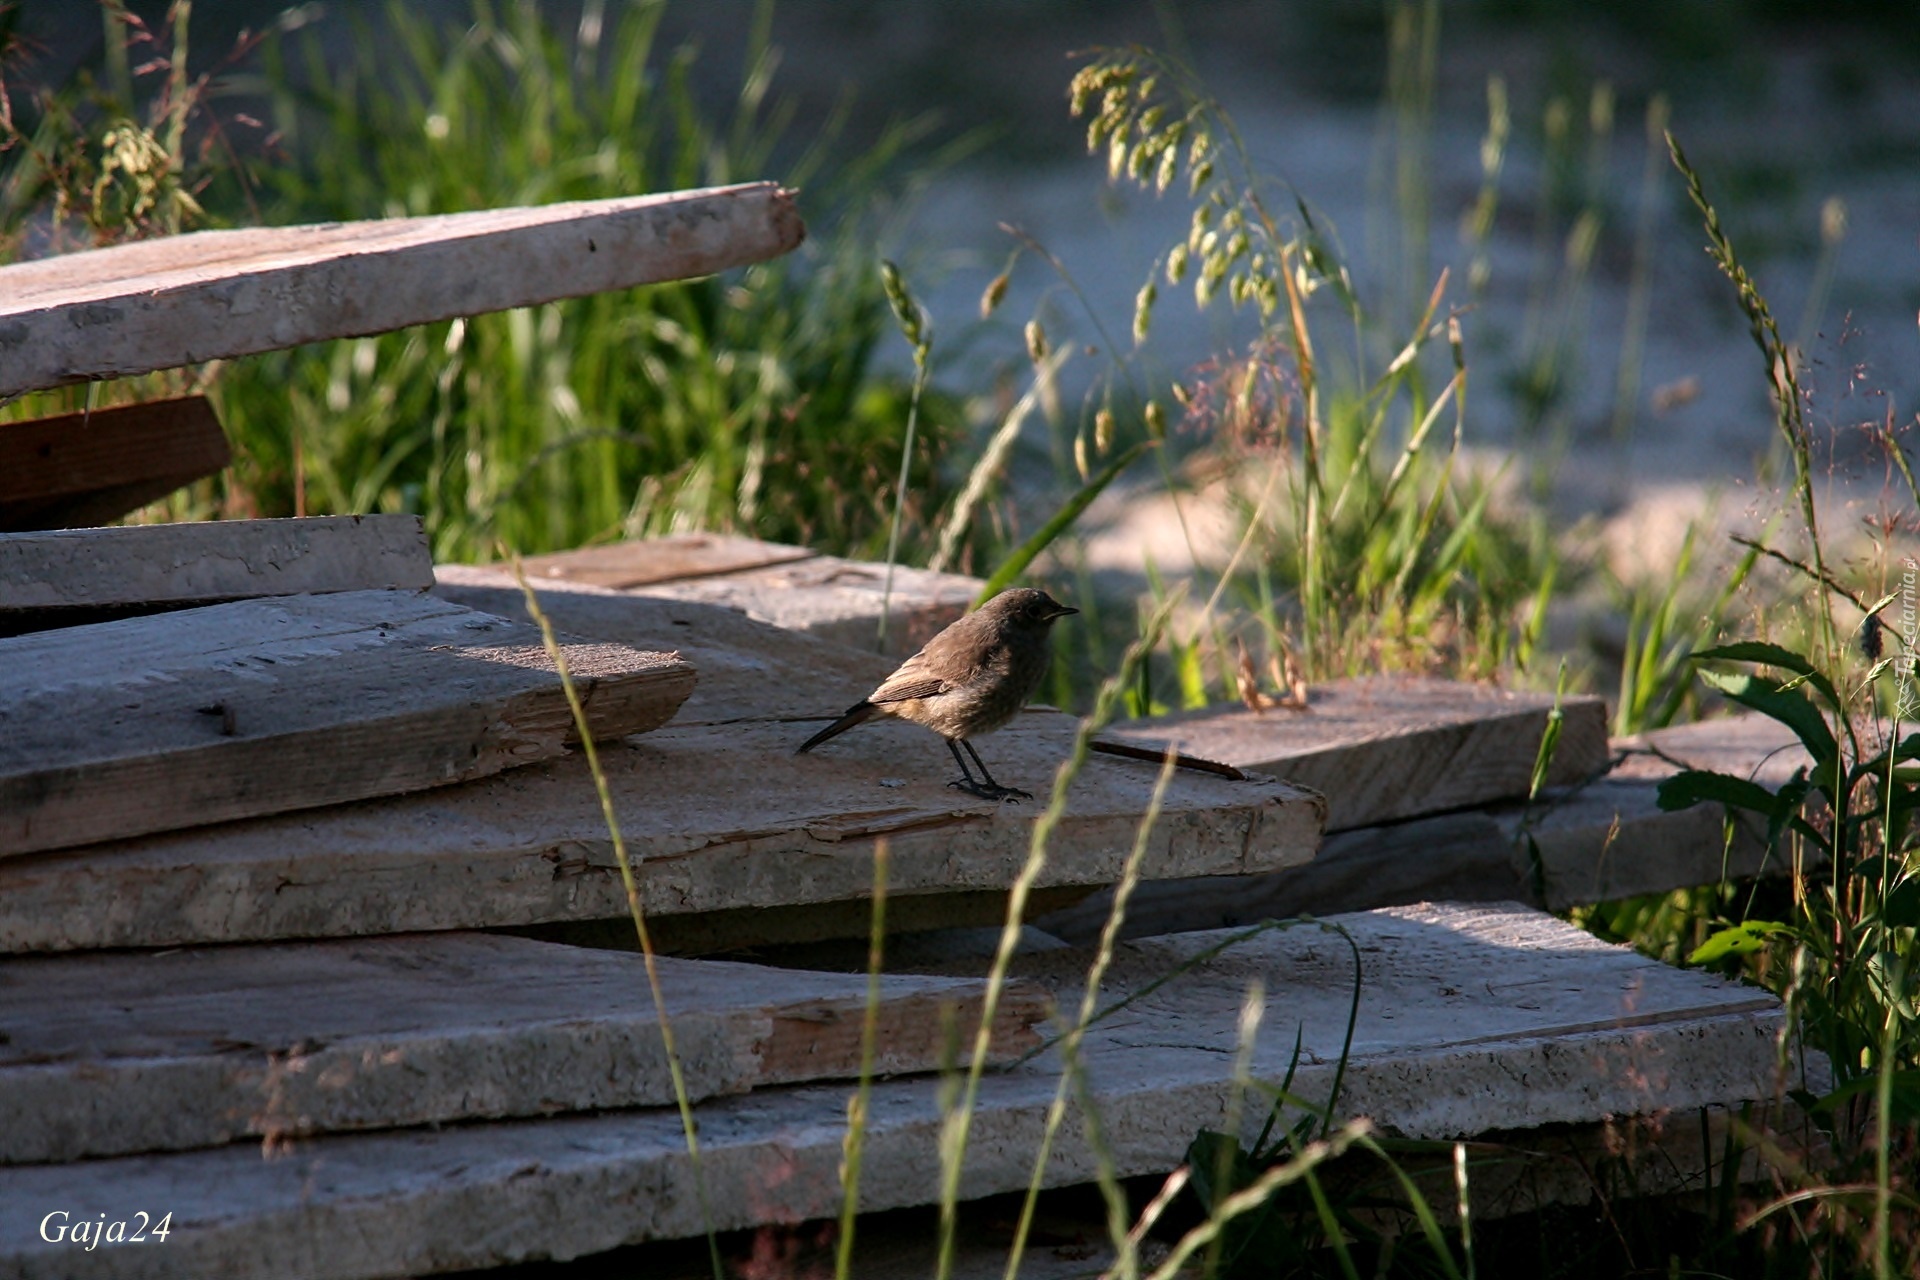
[0,185,1825,1280]
[0,518,699,858]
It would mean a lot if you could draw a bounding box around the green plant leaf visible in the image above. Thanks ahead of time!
[1694,640,1817,673]
[1693,641,1844,715]
[975,438,1157,603]
[1866,950,1920,1020]
[1184,1129,1247,1212]
[1656,768,1784,816]
[1688,919,1792,965]
[1807,1069,1920,1123]
[1887,877,1920,930]
[1697,668,1838,765]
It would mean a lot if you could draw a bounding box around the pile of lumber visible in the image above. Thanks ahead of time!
[0,186,1824,1280]
[0,515,1822,1279]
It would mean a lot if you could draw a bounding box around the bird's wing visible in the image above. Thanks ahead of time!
[868,674,950,704]
[866,649,952,704]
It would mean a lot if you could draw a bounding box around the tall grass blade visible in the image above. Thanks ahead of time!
[975,438,1158,604]
[834,838,889,1280]
[934,600,1176,1280]
[1001,749,1179,1280]
[930,346,1072,574]
[877,259,932,650]
[1144,1121,1370,1280]
[510,562,721,1280]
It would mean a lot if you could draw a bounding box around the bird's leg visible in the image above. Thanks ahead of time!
[944,738,1024,802]
[960,738,1031,803]
[944,738,993,799]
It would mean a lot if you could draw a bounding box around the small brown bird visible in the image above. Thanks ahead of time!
[797,587,1078,802]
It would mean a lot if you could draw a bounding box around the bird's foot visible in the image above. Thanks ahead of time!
[948,778,1032,803]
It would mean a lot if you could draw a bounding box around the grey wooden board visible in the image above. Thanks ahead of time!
[1037,714,1811,942]
[0,590,695,858]
[0,515,433,614]
[0,184,804,398]
[0,903,1807,1280]
[441,548,983,659]
[1100,677,1609,830]
[0,590,1321,951]
[514,532,818,587]
[0,932,1049,1165]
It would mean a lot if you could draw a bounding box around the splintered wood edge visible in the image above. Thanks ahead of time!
[557,647,698,740]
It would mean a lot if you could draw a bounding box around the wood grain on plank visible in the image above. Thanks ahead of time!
[0,183,805,398]
[1099,677,1609,830]
[0,396,230,531]
[0,590,695,857]
[443,546,983,658]
[0,903,1805,1280]
[0,931,1048,1164]
[0,715,1318,952]
[515,532,818,588]
[430,574,925,723]
[0,515,432,618]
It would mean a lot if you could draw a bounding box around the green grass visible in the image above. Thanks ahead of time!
[2,0,971,566]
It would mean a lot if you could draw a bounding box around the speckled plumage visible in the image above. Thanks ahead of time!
[796,587,1077,801]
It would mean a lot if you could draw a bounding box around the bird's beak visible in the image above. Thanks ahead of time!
[1048,604,1079,619]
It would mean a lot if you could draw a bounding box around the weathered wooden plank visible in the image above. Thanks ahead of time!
[0,515,433,621]
[434,573,902,722]
[0,590,695,858]
[0,719,1315,953]
[0,396,230,532]
[1035,713,1810,941]
[637,554,984,657]
[1099,678,1609,831]
[516,532,817,587]
[0,904,1808,1280]
[0,932,1048,1165]
[0,184,804,398]
[0,591,1320,951]
[442,545,982,658]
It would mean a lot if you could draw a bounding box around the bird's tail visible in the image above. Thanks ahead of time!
[797,702,878,754]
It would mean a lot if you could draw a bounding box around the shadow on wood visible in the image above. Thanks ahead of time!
[0,931,1048,1164]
